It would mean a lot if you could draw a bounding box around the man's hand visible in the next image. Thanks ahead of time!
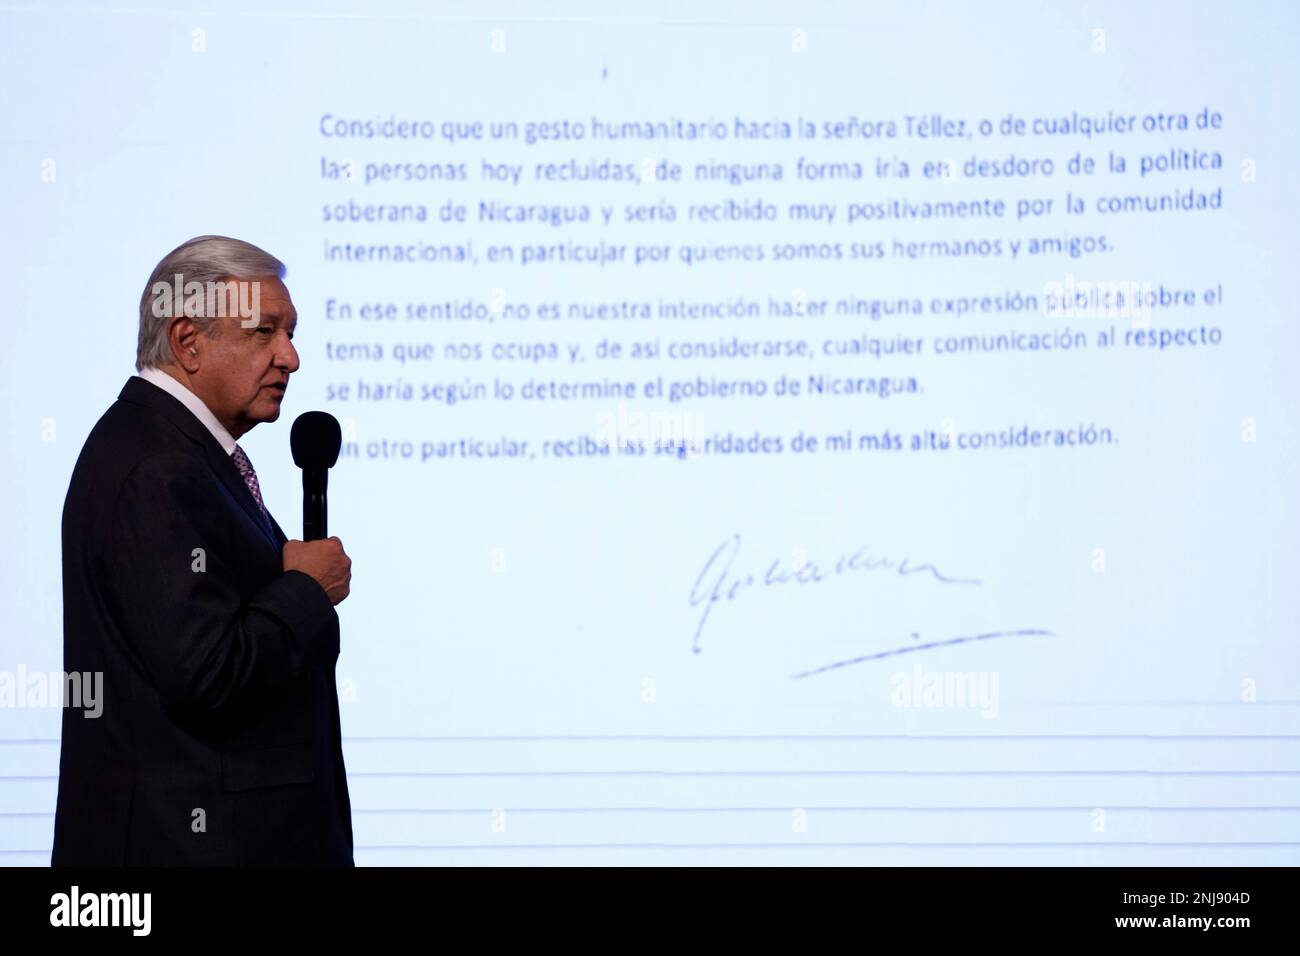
[283,537,352,605]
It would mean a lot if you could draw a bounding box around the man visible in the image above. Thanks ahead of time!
[53,235,354,865]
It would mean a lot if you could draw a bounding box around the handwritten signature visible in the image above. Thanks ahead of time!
[687,533,982,654]
[791,628,1054,679]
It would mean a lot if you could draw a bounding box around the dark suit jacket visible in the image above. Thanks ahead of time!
[52,376,353,865]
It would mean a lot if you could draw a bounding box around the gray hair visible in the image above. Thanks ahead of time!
[135,235,286,371]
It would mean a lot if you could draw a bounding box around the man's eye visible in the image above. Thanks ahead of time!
[257,327,274,336]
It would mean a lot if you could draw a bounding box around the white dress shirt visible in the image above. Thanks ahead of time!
[137,366,237,456]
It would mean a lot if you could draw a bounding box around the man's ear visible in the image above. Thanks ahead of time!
[168,317,203,373]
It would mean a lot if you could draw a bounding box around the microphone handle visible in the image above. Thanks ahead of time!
[302,467,329,541]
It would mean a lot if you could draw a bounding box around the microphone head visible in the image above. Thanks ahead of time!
[290,411,342,469]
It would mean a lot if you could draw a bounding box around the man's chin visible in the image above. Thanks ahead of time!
[246,399,285,426]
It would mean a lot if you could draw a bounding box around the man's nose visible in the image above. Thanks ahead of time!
[277,335,300,374]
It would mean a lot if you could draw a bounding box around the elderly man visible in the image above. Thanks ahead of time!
[53,236,354,865]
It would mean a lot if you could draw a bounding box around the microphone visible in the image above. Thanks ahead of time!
[290,411,342,541]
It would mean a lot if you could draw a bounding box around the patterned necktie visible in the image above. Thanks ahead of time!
[231,444,274,537]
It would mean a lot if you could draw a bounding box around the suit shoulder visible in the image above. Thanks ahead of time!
[65,398,206,508]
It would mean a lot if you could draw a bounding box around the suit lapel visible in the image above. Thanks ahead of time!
[120,377,284,551]
[269,511,289,546]
[201,441,284,550]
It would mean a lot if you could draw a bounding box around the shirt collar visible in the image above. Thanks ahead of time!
[137,366,238,456]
